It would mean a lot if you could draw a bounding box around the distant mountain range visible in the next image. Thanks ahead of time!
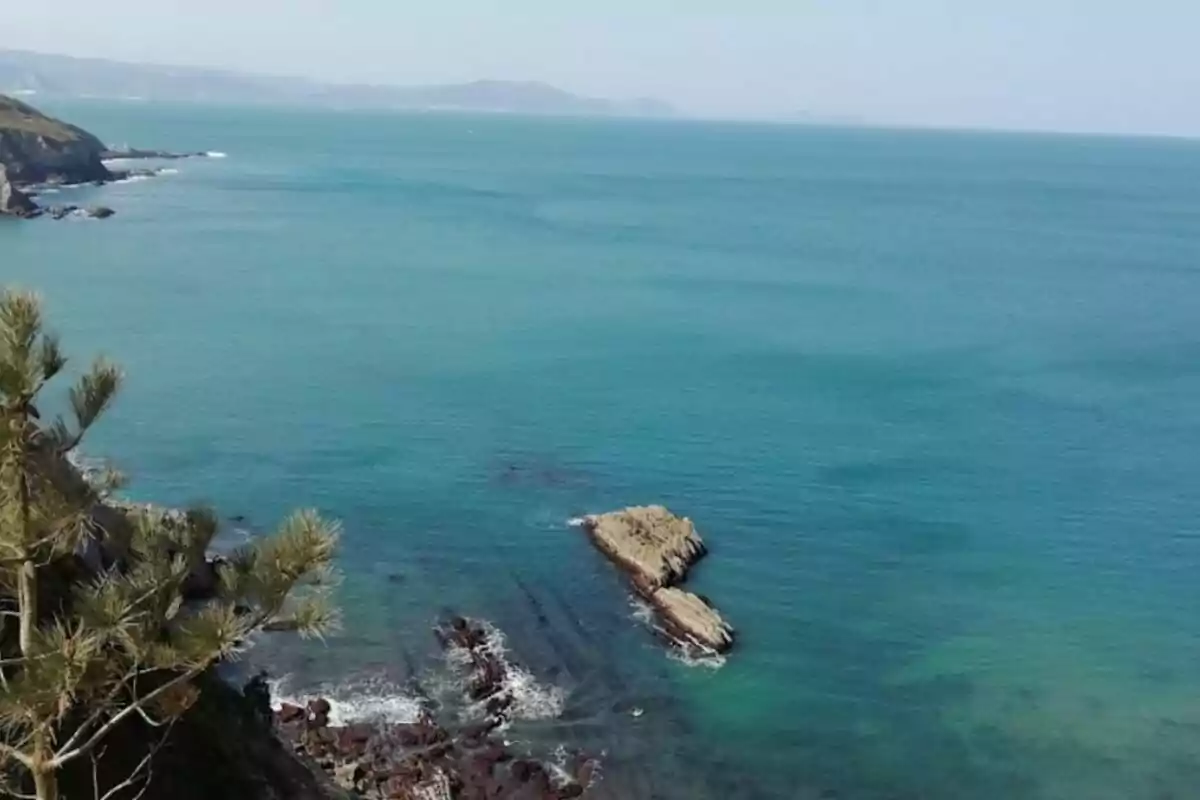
[0,49,675,118]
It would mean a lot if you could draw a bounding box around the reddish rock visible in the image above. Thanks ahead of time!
[276,703,306,725]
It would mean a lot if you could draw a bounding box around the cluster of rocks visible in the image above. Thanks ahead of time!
[1,160,118,221]
[0,168,117,220]
[581,506,735,654]
[274,617,595,800]
[102,147,210,160]
[41,203,116,220]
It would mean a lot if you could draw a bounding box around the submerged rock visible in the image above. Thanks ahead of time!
[582,506,735,654]
[28,203,115,221]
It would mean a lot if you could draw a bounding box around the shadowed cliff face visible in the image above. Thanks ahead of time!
[0,94,112,184]
[0,164,40,217]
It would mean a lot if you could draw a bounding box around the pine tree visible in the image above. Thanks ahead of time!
[0,288,341,800]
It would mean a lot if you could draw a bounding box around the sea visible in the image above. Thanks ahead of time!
[2,102,1200,800]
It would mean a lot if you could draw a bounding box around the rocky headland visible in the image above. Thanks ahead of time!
[581,506,734,654]
[0,93,210,220]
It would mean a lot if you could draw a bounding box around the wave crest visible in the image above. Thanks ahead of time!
[444,619,566,723]
[269,674,424,726]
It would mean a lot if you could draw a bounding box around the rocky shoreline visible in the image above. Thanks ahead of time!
[89,479,595,799]
[0,92,213,220]
[273,617,596,800]
[581,506,735,655]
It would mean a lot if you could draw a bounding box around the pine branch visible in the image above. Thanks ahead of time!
[2,287,344,797]
[0,741,33,769]
[69,360,122,436]
[50,665,206,769]
[94,717,176,800]
[37,335,65,385]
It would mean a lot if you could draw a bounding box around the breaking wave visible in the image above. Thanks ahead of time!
[667,646,726,671]
[269,674,425,726]
[628,595,656,625]
[444,619,566,723]
[628,594,727,670]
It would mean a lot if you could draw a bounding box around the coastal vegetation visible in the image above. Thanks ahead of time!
[0,288,341,800]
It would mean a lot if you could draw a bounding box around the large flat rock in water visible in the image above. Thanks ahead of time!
[584,505,706,590]
[583,505,735,654]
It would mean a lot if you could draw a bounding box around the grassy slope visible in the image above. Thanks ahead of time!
[0,94,93,142]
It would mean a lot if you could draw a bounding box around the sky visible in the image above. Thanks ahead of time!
[2,1,1199,136]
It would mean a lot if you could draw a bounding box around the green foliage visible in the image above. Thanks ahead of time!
[0,288,341,799]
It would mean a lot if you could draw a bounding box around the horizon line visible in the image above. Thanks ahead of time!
[3,46,1198,144]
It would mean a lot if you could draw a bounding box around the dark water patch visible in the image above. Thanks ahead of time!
[490,453,595,490]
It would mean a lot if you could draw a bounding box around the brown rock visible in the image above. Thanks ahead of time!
[651,586,735,653]
[582,505,735,654]
[583,506,706,589]
[277,703,306,725]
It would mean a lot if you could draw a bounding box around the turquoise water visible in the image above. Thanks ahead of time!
[3,104,1200,799]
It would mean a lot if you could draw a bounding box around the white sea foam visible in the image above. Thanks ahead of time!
[446,619,566,723]
[269,674,424,726]
[503,664,566,720]
[112,174,154,185]
[566,516,587,528]
[66,450,109,483]
[628,595,655,625]
[326,691,424,726]
[626,594,727,670]
[159,167,180,175]
[667,646,727,671]
[205,151,228,158]
[547,745,576,788]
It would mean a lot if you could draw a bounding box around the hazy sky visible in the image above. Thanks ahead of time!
[3,1,1199,135]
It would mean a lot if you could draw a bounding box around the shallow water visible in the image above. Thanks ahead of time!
[3,102,1200,798]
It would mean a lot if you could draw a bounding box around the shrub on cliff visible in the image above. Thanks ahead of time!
[0,288,341,800]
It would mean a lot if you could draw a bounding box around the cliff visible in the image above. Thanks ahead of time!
[0,163,40,217]
[0,93,112,185]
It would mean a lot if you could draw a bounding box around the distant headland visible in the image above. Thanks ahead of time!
[0,49,676,119]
